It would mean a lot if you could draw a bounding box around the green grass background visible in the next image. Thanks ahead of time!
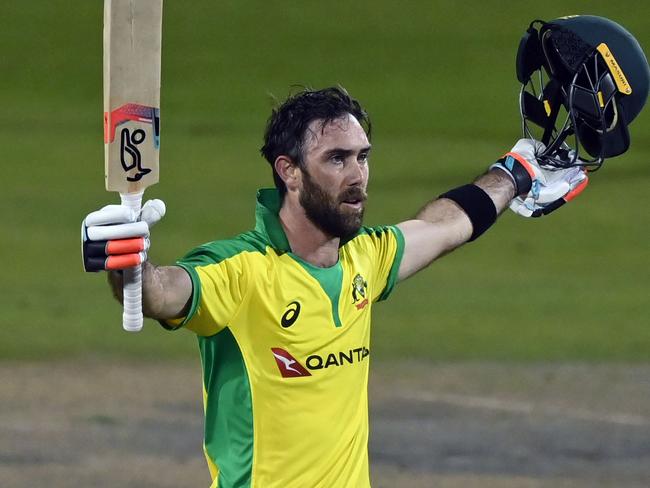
[1,0,648,361]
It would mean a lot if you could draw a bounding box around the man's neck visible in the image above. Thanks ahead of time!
[278,198,340,268]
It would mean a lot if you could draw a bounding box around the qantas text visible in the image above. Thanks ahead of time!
[305,347,370,370]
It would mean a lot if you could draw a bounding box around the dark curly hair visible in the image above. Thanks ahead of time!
[260,86,371,194]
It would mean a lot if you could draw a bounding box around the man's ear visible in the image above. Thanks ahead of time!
[274,156,301,192]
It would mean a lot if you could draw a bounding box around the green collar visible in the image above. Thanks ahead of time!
[254,188,291,253]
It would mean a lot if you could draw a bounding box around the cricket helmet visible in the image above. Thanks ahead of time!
[516,15,650,169]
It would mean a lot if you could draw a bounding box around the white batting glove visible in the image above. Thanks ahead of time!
[82,199,166,271]
[491,139,589,218]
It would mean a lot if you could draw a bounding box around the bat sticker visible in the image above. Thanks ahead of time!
[120,128,151,181]
[104,103,160,182]
[104,103,160,147]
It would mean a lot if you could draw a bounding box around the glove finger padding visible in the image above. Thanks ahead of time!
[85,205,136,227]
[82,199,165,271]
[84,251,148,272]
[510,168,589,218]
[86,221,149,241]
[140,199,166,227]
[83,237,150,272]
[535,166,586,203]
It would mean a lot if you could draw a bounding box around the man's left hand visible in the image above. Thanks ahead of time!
[492,139,589,218]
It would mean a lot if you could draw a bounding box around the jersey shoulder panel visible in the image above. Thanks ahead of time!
[345,225,405,302]
[179,230,269,267]
[172,230,270,336]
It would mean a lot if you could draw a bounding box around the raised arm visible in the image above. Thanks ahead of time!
[396,169,515,280]
[396,139,589,281]
[108,263,191,320]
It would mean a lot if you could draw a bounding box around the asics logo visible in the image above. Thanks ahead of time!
[281,301,301,328]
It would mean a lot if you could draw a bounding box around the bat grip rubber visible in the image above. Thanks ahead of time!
[120,191,144,332]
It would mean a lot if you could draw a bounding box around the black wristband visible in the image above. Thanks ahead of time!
[439,184,497,241]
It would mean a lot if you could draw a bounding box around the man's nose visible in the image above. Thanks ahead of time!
[346,158,365,185]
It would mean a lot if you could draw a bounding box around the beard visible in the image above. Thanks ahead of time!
[299,169,366,240]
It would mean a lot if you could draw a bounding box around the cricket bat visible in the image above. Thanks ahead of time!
[103,0,163,332]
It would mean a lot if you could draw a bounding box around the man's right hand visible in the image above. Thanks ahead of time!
[82,199,166,272]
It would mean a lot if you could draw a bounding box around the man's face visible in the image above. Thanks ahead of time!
[298,114,371,240]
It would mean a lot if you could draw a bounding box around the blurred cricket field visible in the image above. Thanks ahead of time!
[1,0,648,486]
[2,0,648,361]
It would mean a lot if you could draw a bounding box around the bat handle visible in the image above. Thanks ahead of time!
[120,191,144,332]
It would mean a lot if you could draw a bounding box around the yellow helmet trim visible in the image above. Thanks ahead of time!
[597,43,632,95]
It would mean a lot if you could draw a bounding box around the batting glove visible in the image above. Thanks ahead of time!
[491,139,589,218]
[82,199,166,271]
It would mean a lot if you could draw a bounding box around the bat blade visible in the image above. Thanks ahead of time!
[104,0,162,194]
[103,0,162,332]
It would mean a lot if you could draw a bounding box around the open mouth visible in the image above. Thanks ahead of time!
[340,194,366,210]
[341,200,363,210]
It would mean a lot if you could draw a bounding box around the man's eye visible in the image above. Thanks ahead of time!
[358,153,369,164]
[330,154,344,164]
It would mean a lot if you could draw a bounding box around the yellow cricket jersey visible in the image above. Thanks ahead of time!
[168,188,404,488]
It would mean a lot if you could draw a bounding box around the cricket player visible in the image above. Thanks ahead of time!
[83,85,591,487]
[83,12,650,485]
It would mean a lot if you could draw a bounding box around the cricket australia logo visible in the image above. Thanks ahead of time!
[351,273,369,310]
